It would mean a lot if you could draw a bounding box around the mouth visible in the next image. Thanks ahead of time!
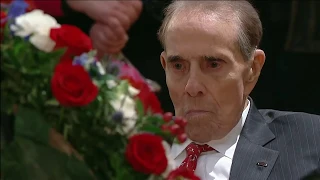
[185,110,211,117]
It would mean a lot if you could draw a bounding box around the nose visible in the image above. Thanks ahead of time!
[185,74,206,97]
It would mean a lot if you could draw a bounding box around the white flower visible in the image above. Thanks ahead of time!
[95,61,106,75]
[109,82,140,134]
[110,94,136,133]
[110,93,137,119]
[161,141,177,178]
[10,9,61,52]
[106,80,117,89]
[128,85,140,96]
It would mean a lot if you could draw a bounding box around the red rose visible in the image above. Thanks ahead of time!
[120,75,162,113]
[121,74,144,90]
[0,11,6,41]
[109,61,163,113]
[51,61,98,106]
[50,25,92,60]
[119,63,146,89]
[166,168,200,180]
[125,133,168,175]
[137,83,163,114]
[1,11,6,28]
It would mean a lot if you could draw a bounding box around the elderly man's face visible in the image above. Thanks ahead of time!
[160,12,265,143]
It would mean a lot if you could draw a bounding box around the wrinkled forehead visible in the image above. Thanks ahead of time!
[165,10,240,54]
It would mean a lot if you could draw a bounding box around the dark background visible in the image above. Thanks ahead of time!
[2,0,320,147]
[250,1,320,115]
[120,0,320,115]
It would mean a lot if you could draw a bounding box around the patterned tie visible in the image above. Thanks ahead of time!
[179,142,215,172]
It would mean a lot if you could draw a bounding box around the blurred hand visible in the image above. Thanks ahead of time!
[67,0,143,40]
[90,22,128,56]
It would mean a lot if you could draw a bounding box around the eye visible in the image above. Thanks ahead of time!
[174,63,183,70]
[208,60,222,69]
[210,61,219,68]
[204,56,223,69]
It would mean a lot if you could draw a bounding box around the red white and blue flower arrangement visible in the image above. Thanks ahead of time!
[0,0,200,180]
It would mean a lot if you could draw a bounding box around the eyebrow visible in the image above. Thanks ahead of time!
[203,55,221,61]
[167,55,182,62]
[167,55,223,62]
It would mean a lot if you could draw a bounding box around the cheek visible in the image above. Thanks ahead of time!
[210,74,245,112]
[166,74,185,114]
[219,78,243,98]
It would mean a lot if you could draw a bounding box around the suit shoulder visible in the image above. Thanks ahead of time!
[259,109,320,144]
[258,109,320,124]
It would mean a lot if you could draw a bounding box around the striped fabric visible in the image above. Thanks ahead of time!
[229,98,320,180]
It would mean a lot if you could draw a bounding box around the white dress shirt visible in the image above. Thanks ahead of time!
[170,100,250,180]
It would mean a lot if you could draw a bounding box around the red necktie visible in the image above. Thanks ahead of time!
[179,142,215,172]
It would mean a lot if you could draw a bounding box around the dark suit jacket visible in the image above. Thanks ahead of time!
[230,99,320,180]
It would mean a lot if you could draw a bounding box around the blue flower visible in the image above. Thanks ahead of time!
[73,53,89,66]
[73,53,104,78]
[112,111,124,123]
[7,0,28,20]
[6,0,28,36]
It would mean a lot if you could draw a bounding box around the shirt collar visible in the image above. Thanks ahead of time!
[171,100,251,160]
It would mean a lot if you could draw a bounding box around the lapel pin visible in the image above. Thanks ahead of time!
[256,162,268,167]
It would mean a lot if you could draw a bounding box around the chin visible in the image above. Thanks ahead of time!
[188,134,212,143]
[187,130,225,143]
[185,115,228,142]
[186,120,217,143]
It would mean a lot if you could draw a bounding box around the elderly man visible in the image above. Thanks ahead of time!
[158,1,320,180]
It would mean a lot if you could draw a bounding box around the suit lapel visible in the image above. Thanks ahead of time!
[229,99,279,180]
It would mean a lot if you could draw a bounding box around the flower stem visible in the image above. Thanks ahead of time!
[63,125,69,140]
[59,108,65,132]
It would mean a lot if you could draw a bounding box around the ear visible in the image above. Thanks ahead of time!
[244,49,266,95]
[160,51,167,70]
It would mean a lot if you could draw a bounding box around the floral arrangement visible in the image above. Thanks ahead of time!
[0,0,200,180]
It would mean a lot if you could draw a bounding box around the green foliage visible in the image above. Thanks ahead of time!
[1,36,65,115]
[1,107,95,180]
[14,107,51,144]
[136,99,145,118]
[1,8,176,180]
[0,35,166,179]
[1,137,94,180]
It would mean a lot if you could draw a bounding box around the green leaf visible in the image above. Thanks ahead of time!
[87,50,97,58]
[135,99,145,118]
[13,41,28,59]
[106,150,149,180]
[47,48,66,59]
[14,106,51,145]
[116,80,130,94]
[36,48,65,76]
[139,124,164,135]
[1,106,95,180]
[1,137,95,180]
[146,115,163,124]
[45,99,59,106]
